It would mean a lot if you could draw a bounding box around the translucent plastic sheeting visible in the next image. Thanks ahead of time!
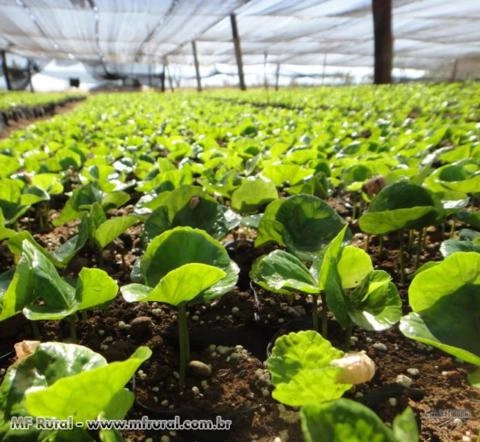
[0,0,480,77]
[0,0,248,64]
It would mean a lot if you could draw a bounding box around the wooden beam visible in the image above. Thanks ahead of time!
[230,13,246,91]
[191,40,202,92]
[372,0,392,84]
[1,50,12,90]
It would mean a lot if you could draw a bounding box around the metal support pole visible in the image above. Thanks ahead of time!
[230,13,246,91]
[372,0,392,84]
[1,50,12,90]
[191,40,202,92]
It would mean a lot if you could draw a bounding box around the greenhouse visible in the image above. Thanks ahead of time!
[0,1,479,442]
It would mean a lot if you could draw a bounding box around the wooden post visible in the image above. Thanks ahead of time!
[275,63,280,90]
[230,13,246,91]
[451,58,458,82]
[27,60,34,92]
[165,57,174,92]
[191,40,202,92]
[263,51,268,90]
[160,60,166,92]
[321,53,328,85]
[1,50,12,90]
[372,0,392,84]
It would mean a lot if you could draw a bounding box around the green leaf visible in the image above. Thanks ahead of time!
[454,210,480,230]
[349,271,402,331]
[425,160,480,195]
[24,346,151,423]
[392,407,419,442]
[0,178,24,224]
[123,263,225,306]
[338,246,373,289]
[400,252,480,365]
[0,342,105,419]
[22,242,118,320]
[468,367,480,389]
[51,220,89,266]
[101,389,134,420]
[231,177,278,213]
[256,195,346,260]
[120,283,152,303]
[440,239,480,257]
[267,330,350,406]
[301,399,400,442]
[0,252,34,321]
[318,226,350,327]
[250,250,319,295]
[76,268,118,311]
[20,186,49,207]
[21,241,76,320]
[359,181,442,234]
[94,215,138,249]
[30,173,64,195]
[141,227,238,301]
[144,186,239,241]
[0,209,15,241]
[101,191,130,211]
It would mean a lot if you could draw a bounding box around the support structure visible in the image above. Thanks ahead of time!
[451,58,458,82]
[372,0,392,84]
[160,59,166,92]
[230,13,246,91]
[165,57,174,92]
[275,63,280,90]
[1,50,12,90]
[27,59,34,92]
[263,51,268,90]
[191,40,202,92]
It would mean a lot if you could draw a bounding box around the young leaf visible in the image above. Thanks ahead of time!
[231,177,278,213]
[359,181,443,235]
[140,227,238,301]
[392,407,419,442]
[349,270,402,331]
[337,245,373,289]
[256,195,346,260]
[250,250,318,295]
[75,268,119,311]
[267,330,351,406]
[121,263,225,306]
[300,399,409,442]
[143,185,239,241]
[0,342,106,420]
[94,215,138,249]
[0,255,34,322]
[25,346,151,423]
[400,252,480,365]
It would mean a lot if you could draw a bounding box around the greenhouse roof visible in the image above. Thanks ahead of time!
[1,0,479,74]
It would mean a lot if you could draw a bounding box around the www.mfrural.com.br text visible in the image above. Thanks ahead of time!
[10,415,232,431]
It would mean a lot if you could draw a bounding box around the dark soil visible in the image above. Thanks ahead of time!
[0,194,479,442]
